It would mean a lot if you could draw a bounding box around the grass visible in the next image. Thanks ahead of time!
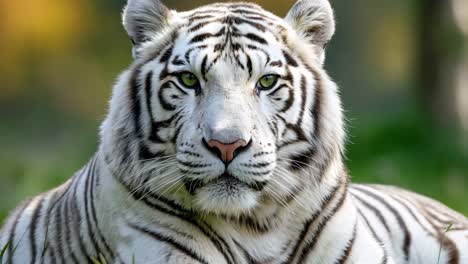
[92,253,108,264]
[0,241,10,264]
[436,223,454,264]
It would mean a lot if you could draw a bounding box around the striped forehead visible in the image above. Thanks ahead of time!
[179,2,284,26]
[169,3,288,77]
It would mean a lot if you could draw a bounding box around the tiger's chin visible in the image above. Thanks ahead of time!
[191,176,261,215]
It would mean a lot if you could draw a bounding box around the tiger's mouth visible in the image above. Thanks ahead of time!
[183,172,267,195]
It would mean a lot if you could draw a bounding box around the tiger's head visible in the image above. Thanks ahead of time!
[101,0,345,216]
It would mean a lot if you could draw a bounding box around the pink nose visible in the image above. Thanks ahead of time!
[207,139,248,163]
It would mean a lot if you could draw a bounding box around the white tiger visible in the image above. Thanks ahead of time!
[1,0,467,263]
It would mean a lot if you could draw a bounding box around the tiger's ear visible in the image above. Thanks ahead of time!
[285,0,335,48]
[122,0,172,55]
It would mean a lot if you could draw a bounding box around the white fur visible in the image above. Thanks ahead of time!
[1,1,467,264]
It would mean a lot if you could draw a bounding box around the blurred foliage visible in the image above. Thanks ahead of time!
[347,112,468,214]
[0,0,467,222]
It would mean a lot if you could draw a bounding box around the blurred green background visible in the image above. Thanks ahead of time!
[0,0,467,222]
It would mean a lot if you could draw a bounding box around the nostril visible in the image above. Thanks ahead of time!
[202,138,251,164]
[232,139,252,159]
[202,138,223,160]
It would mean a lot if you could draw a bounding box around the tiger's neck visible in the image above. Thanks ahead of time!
[93,150,355,263]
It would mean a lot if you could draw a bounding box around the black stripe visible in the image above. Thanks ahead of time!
[159,65,170,81]
[387,193,437,237]
[426,212,453,227]
[201,55,208,81]
[246,45,270,62]
[40,179,75,262]
[351,192,391,234]
[233,240,257,264]
[269,60,283,67]
[288,148,316,171]
[267,84,289,97]
[282,180,343,264]
[183,179,205,195]
[282,50,298,67]
[144,71,158,141]
[278,84,294,113]
[188,19,218,32]
[266,119,276,137]
[297,75,308,126]
[246,55,253,78]
[139,144,165,160]
[128,224,209,264]
[47,245,57,264]
[223,3,261,9]
[160,45,174,63]
[171,55,185,66]
[421,213,460,264]
[425,208,457,226]
[119,182,236,264]
[252,151,273,158]
[310,68,322,138]
[240,162,271,168]
[54,193,66,263]
[297,187,348,264]
[184,45,208,64]
[353,186,411,261]
[83,161,101,258]
[129,66,143,139]
[243,33,267,44]
[241,15,269,22]
[317,152,335,183]
[229,9,275,21]
[401,195,460,264]
[179,150,202,157]
[356,209,388,264]
[224,213,278,234]
[234,54,246,70]
[189,27,225,44]
[334,223,357,264]
[89,158,115,261]
[233,16,266,31]
[173,80,190,96]
[187,15,267,33]
[158,82,177,111]
[71,170,94,262]
[7,199,33,264]
[173,123,184,145]
[188,14,215,23]
[29,196,45,264]
[183,9,224,18]
[63,185,80,263]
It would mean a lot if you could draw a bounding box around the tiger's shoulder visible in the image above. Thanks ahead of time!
[350,183,468,263]
[352,183,468,225]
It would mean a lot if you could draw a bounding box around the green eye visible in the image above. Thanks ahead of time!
[258,74,279,90]
[178,72,199,88]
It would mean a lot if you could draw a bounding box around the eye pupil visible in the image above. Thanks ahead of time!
[258,74,278,90]
[179,72,199,88]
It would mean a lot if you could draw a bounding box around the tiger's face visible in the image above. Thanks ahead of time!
[103,0,344,216]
